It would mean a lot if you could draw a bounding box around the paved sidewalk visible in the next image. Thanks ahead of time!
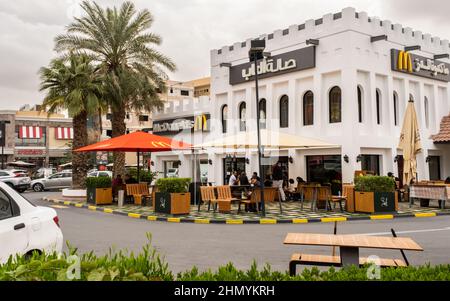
[44,195,450,224]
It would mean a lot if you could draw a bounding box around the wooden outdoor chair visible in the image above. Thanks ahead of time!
[126,183,151,206]
[216,185,240,213]
[199,186,219,212]
[238,187,278,213]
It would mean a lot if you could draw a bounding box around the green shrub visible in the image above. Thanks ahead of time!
[127,168,158,183]
[354,176,395,192]
[156,178,191,193]
[85,176,112,189]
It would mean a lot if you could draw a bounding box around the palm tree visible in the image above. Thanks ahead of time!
[39,54,104,188]
[54,1,176,177]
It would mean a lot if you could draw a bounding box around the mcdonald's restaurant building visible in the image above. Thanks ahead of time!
[154,7,450,186]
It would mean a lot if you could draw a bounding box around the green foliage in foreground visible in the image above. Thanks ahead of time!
[1,236,449,281]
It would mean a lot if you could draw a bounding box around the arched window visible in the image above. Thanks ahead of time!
[357,86,363,123]
[303,91,314,126]
[375,90,382,125]
[329,86,342,123]
[239,102,246,131]
[393,92,399,126]
[279,95,289,128]
[259,99,266,129]
[221,105,228,133]
[424,96,429,129]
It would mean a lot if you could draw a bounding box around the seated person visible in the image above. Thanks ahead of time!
[296,177,306,184]
[124,174,138,184]
[264,175,273,187]
[239,172,250,186]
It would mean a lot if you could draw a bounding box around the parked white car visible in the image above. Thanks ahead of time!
[30,171,72,192]
[166,168,179,178]
[0,170,31,193]
[87,170,113,178]
[0,182,63,264]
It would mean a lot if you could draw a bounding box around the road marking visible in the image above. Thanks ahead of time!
[75,203,83,208]
[357,227,450,236]
[226,219,243,224]
[128,213,141,219]
[167,218,181,223]
[415,212,437,218]
[63,201,71,205]
[147,216,158,221]
[103,209,114,214]
[88,206,97,211]
[194,219,210,224]
[51,205,68,209]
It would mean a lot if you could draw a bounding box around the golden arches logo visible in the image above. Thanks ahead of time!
[151,141,172,148]
[193,114,208,131]
[398,51,413,73]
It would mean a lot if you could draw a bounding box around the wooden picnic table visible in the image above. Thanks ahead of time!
[284,233,423,266]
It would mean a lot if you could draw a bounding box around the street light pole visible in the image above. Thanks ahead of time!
[0,120,11,170]
[249,39,266,217]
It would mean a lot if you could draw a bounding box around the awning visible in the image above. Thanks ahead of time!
[431,114,450,143]
[19,126,42,139]
[55,127,74,140]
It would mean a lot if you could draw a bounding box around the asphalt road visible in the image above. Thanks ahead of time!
[24,191,450,273]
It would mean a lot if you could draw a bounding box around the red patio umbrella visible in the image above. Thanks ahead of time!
[75,131,192,181]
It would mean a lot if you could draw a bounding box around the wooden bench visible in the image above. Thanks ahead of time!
[238,187,277,213]
[199,186,219,212]
[216,186,240,213]
[289,253,406,276]
[126,183,151,205]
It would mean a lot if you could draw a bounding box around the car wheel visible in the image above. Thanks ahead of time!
[17,189,26,193]
[33,183,44,192]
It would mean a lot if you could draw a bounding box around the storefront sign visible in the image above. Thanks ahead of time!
[229,46,316,85]
[153,114,210,135]
[391,49,450,82]
[16,149,45,156]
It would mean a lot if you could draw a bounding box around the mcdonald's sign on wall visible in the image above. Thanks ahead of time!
[391,49,450,82]
[152,114,210,135]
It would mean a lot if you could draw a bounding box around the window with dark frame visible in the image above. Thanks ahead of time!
[279,95,289,128]
[357,86,363,123]
[259,99,267,129]
[139,115,149,122]
[239,102,246,131]
[303,91,314,126]
[221,105,228,133]
[393,92,398,126]
[329,86,342,123]
[180,90,189,96]
[376,90,381,125]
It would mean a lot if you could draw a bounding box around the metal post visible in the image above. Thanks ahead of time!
[1,146,4,170]
[254,57,266,216]
[137,150,140,182]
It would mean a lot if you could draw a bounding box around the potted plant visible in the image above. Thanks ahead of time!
[154,178,191,215]
[86,177,113,205]
[354,176,397,213]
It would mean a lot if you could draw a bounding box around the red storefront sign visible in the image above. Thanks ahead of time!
[16,149,45,156]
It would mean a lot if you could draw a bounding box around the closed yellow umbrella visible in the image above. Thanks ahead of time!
[398,99,422,185]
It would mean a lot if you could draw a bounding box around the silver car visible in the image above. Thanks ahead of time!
[31,172,72,192]
[0,170,31,193]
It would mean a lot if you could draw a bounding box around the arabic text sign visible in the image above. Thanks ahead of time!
[229,46,316,85]
[391,49,450,82]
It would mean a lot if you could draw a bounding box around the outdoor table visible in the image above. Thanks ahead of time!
[409,184,448,209]
[284,233,423,266]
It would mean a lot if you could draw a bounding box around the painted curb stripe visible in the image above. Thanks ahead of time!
[226,220,244,224]
[292,218,309,224]
[321,217,347,223]
[415,212,436,218]
[42,198,447,224]
[128,213,141,219]
[370,215,394,220]
[260,219,277,224]
[194,219,210,224]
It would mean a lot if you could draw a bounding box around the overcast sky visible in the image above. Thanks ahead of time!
[0,0,449,110]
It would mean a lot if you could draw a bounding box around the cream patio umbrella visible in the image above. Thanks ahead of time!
[398,99,422,185]
[195,129,340,150]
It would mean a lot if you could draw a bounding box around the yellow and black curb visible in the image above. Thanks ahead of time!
[44,197,449,225]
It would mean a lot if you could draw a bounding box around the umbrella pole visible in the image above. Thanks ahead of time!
[137,151,140,183]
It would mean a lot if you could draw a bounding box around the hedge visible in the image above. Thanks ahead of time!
[85,177,112,189]
[1,237,449,281]
[155,178,191,193]
[354,176,396,192]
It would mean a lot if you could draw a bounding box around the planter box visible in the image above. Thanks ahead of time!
[355,191,397,213]
[154,192,191,215]
[87,187,113,205]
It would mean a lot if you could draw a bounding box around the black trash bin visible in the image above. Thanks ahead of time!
[189,182,202,205]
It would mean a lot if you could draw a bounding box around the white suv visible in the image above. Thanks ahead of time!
[0,170,31,193]
[0,182,63,264]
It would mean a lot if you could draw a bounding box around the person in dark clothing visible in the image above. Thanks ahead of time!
[296,177,305,184]
[251,172,260,182]
[272,162,286,201]
[264,174,273,187]
[445,177,450,184]
[239,172,250,185]
[124,174,138,184]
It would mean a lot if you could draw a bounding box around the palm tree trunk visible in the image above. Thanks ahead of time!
[72,110,88,189]
[112,105,126,178]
